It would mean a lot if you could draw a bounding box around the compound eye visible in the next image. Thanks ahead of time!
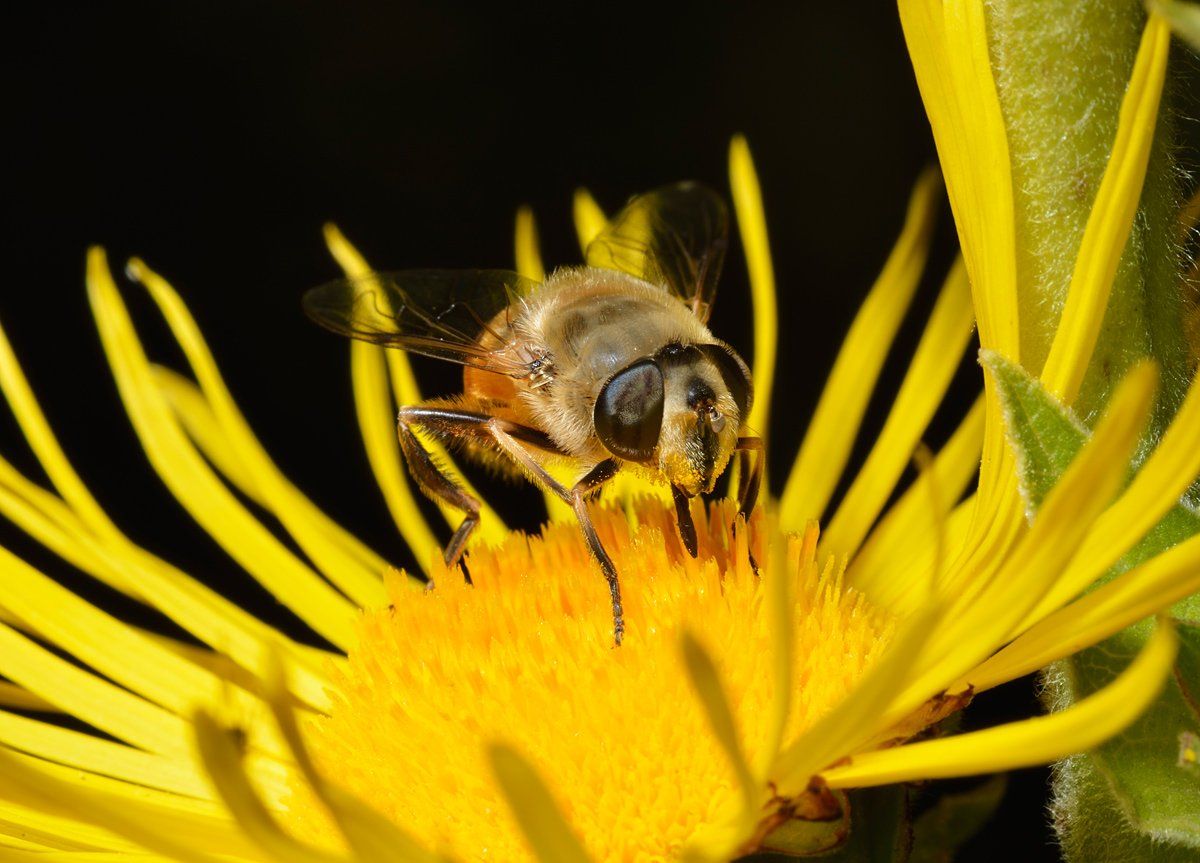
[698,343,753,421]
[594,358,665,462]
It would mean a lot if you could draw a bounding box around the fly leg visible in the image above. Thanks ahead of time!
[734,436,764,575]
[395,409,479,581]
[486,423,626,645]
[570,461,625,645]
[398,406,627,644]
[671,437,762,565]
[396,405,559,580]
[736,436,765,520]
[672,484,699,558]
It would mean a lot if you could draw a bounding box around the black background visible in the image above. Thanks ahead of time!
[8,2,1173,860]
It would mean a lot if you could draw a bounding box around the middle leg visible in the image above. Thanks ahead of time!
[472,422,628,645]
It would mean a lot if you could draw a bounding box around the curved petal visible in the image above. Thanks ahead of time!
[819,259,973,559]
[87,249,357,650]
[572,189,607,253]
[779,169,942,528]
[1039,14,1172,403]
[489,744,594,863]
[821,621,1177,787]
[129,259,388,610]
[729,136,778,446]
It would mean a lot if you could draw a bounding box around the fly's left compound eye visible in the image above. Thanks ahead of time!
[594,358,665,462]
[699,343,753,421]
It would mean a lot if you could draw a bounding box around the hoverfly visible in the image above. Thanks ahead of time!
[304,183,762,645]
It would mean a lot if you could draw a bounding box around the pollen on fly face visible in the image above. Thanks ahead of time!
[280,498,896,862]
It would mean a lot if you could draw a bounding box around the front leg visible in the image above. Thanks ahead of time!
[672,436,762,563]
[672,485,699,558]
[735,436,764,575]
[735,436,765,520]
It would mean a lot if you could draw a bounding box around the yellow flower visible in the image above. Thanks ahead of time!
[0,6,1196,862]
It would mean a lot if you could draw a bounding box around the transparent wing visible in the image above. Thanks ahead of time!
[303,269,540,376]
[585,182,729,323]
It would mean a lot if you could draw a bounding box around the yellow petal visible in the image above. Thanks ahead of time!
[324,223,507,542]
[2,749,230,828]
[821,620,1177,787]
[0,797,140,853]
[1039,14,1172,403]
[883,361,1156,720]
[514,205,547,283]
[964,530,1200,691]
[260,657,435,863]
[154,365,261,503]
[489,744,594,863]
[0,377,331,706]
[729,136,777,446]
[848,396,984,602]
[819,259,974,559]
[0,851,182,861]
[0,683,57,713]
[0,325,119,541]
[350,339,440,572]
[0,621,191,759]
[898,0,1021,537]
[0,471,122,592]
[779,169,942,527]
[572,189,607,254]
[0,543,244,725]
[191,712,337,863]
[128,259,388,609]
[87,248,356,650]
[0,744,254,862]
[898,0,1019,358]
[681,632,759,823]
[1019,349,1200,630]
[0,710,208,799]
[771,601,944,796]
[761,527,809,774]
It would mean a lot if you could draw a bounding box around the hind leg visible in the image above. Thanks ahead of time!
[396,405,557,571]
[395,409,482,578]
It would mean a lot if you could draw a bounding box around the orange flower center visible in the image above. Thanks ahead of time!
[282,499,894,861]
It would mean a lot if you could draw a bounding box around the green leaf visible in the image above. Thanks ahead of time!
[983,350,1089,511]
[989,354,1200,858]
[1047,620,1200,855]
[1177,624,1200,711]
[1051,742,1200,863]
[909,777,1007,863]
